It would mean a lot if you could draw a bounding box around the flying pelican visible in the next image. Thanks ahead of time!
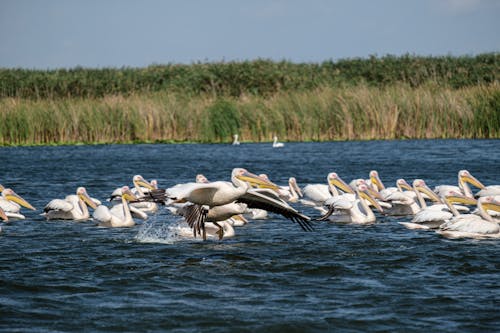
[317,184,384,224]
[43,187,97,220]
[0,187,36,219]
[93,186,138,227]
[232,134,240,145]
[272,136,284,148]
[437,196,500,239]
[142,168,312,239]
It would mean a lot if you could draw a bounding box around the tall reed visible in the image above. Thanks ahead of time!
[0,83,498,146]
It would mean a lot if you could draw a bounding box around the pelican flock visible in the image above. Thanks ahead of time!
[0,169,498,241]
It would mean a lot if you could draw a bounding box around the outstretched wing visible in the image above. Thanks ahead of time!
[238,189,313,231]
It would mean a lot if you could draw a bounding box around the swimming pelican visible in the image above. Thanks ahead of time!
[400,191,476,230]
[142,168,312,239]
[108,187,148,220]
[131,175,158,213]
[272,136,284,148]
[301,172,354,206]
[434,170,485,198]
[317,184,384,224]
[43,187,97,220]
[232,134,240,145]
[177,202,248,239]
[0,187,36,219]
[437,196,500,238]
[93,186,137,227]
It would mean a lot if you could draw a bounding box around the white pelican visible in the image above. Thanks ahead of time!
[108,187,148,220]
[142,168,312,239]
[317,184,384,224]
[400,191,476,230]
[131,175,158,214]
[301,172,354,207]
[232,134,240,145]
[0,187,36,219]
[93,186,137,227]
[272,136,284,148]
[276,177,303,203]
[176,202,248,239]
[43,187,97,220]
[173,220,236,240]
[437,196,500,238]
[434,170,485,198]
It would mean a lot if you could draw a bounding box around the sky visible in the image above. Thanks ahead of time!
[0,0,499,69]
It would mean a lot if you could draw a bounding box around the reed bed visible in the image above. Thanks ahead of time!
[1,83,498,146]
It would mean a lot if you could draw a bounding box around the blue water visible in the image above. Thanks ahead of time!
[0,140,499,332]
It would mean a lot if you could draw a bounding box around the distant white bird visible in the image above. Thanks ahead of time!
[272,136,284,148]
[232,134,240,145]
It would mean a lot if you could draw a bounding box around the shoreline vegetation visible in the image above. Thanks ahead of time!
[0,54,498,146]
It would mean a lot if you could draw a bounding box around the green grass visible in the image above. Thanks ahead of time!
[1,83,498,146]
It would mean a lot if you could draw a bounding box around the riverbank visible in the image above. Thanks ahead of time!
[0,82,498,146]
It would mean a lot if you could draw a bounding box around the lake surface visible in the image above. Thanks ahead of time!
[1,140,499,332]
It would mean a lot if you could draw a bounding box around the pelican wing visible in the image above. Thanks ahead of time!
[44,199,74,212]
[92,205,113,223]
[181,204,208,238]
[238,189,313,231]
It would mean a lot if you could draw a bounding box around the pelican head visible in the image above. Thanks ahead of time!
[0,184,4,192]
[150,179,158,189]
[412,179,441,202]
[289,177,303,198]
[357,184,384,213]
[232,168,279,190]
[459,170,485,190]
[196,174,209,183]
[121,186,138,202]
[396,179,412,192]
[328,173,354,194]
[369,170,385,191]
[77,187,98,209]
[479,196,500,213]
[133,175,156,191]
[2,188,36,210]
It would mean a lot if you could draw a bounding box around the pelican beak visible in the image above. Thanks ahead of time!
[445,193,477,206]
[237,171,280,191]
[134,176,155,190]
[328,177,354,194]
[122,189,138,202]
[0,208,8,221]
[415,184,441,203]
[482,198,500,213]
[359,189,384,213]
[460,173,485,190]
[78,191,98,209]
[5,191,36,210]
[370,173,384,191]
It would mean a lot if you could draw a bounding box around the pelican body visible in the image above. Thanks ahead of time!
[93,186,137,227]
[43,187,97,220]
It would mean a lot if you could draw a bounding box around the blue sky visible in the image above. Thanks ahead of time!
[1,0,499,69]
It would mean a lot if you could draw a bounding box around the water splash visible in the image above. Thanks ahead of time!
[134,219,201,244]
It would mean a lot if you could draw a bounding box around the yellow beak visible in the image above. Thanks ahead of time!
[236,171,280,191]
[5,191,36,210]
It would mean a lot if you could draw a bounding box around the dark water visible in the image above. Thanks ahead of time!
[1,140,499,332]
